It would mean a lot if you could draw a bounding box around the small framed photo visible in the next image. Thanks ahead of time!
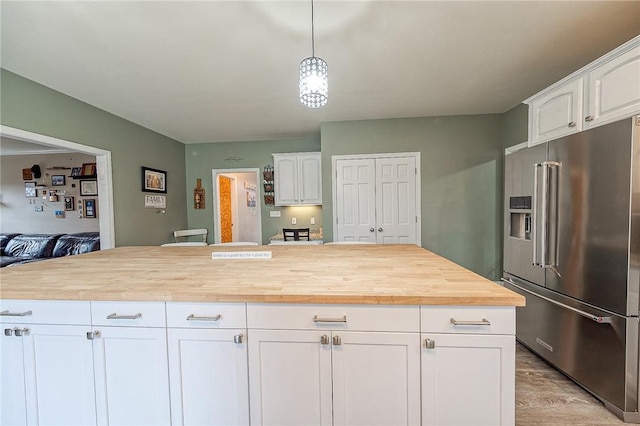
[80,180,98,196]
[51,175,66,186]
[142,166,167,193]
[25,182,37,197]
[64,196,75,211]
[83,199,96,218]
[81,163,96,176]
[71,167,82,177]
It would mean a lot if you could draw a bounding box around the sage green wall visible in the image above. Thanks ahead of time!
[0,69,187,246]
[185,138,320,244]
[501,103,529,149]
[321,115,503,279]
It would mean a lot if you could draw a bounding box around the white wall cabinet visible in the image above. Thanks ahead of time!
[273,152,322,205]
[0,301,96,426]
[526,35,640,146]
[166,302,249,426]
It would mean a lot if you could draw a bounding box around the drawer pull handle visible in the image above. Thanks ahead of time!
[313,315,347,323]
[0,310,32,317]
[187,314,222,321]
[450,318,491,326]
[107,313,142,320]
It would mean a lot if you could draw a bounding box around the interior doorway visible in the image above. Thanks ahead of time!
[212,168,262,244]
[0,125,115,248]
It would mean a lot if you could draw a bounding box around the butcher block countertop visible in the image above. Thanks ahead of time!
[0,245,525,306]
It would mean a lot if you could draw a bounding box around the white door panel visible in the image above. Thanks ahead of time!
[375,156,417,244]
[336,159,376,242]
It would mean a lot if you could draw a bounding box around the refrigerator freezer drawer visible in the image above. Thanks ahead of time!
[504,278,639,418]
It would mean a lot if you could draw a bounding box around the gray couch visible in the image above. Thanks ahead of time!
[0,232,100,267]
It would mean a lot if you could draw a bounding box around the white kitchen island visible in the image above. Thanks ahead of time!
[0,245,524,426]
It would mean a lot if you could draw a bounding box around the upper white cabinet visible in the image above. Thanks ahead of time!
[585,45,640,130]
[273,152,322,205]
[526,35,640,146]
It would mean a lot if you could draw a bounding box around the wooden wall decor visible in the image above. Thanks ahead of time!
[194,178,205,209]
[263,165,274,205]
[22,168,33,180]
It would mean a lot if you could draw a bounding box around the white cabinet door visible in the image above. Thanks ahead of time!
[1,326,27,426]
[273,155,298,205]
[0,324,97,426]
[421,333,515,426]
[332,332,421,426]
[375,156,417,244]
[167,328,249,426]
[335,158,377,242]
[298,153,322,205]
[93,326,170,426]
[248,329,332,426]
[585,45,640,129]
[335,155,418,244]
[529,78,583,146]
[23,324,97,426]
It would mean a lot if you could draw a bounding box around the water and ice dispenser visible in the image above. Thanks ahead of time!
[509,196,532,240]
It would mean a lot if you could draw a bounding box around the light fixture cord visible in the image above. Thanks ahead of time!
[311,0,315,57]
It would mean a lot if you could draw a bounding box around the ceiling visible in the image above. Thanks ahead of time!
[1,1,639,144]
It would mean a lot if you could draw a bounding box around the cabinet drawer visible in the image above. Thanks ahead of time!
[421,306,514,335]
[247,304,419,332]
[91,301,166,327]
[0,300,91,325]
[166,302,246,328]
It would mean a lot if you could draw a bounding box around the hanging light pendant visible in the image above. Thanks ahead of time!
[299,0,328,108]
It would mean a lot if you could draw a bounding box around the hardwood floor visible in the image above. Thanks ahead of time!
[516,343,628,425]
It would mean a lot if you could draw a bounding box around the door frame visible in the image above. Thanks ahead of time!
[0,125,115,248]
[331,152,421,246]
[212,168,262,244]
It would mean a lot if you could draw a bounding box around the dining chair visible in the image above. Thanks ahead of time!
[269,240,322,245]
[161,242,208,247]
[324,241,375,245]
[161,228,208,246]
[282,228,310,241]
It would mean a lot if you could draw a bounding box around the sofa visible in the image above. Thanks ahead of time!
[0,232,100,267]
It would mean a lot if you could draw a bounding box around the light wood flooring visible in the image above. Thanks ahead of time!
[516,343,629,425]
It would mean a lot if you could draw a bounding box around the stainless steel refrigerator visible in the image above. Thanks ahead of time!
[502,117,640,422]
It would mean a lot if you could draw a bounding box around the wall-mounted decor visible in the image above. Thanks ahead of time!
[25,182,37,197]
[48,190,58,202]
[194,178,205,209]
[55,210,65,219]
[247,191,256,207]
[81,163,97,177]
[83,199,96,218]
[22,168,33,180]
[263,164,274,205]
[142,166,167,193]
[71,167,82,177]
[64,196,75,211]
[80,180,98,196]
[51,175,66,186]
[144,194,167,209]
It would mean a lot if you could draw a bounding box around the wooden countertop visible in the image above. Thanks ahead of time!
[0,245,525,306]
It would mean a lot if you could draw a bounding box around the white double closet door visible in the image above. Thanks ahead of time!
[334,154,420,244]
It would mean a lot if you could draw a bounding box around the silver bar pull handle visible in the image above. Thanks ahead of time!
[0,310,32,317]
[501,278,612,324]
[186,314,222,321]
[313,315,347,323]
[540,161,549,267]
[107,313,142,320]
[532,163,541,266]
[424,338,436,349]
[450,318,491,326]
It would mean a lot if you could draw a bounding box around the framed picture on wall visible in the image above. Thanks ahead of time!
[141,167,167,193]
[64,196,75,211]
[25,182,37,197]
[51,175,66,186]
[80,180,98,196]
[83,199,96,218]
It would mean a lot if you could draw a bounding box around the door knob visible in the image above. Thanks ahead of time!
[369,228,375,232]
[378,228,383,232]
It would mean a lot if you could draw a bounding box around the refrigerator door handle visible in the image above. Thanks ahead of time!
[540,162,549,267]
[532,162,542,266]
[501,278,613,324]
[543,160,562,274]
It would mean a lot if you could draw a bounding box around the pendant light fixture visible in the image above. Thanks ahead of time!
[299,0,328,108]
